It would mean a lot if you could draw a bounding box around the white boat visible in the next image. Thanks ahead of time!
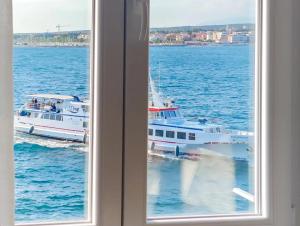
[15,77,253,157]
[15,94,89,143]
[148,76,254,157]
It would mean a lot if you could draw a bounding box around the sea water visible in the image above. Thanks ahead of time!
[14,44,254,222]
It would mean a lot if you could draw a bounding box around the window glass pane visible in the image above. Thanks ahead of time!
[148,0,257,218]
[155,130,164,137]
[188,133,196,140]
[50,114,56,120]
[177,132,186,140]
[166,131,175,138]
[13,0,92,223]
[149,129,154,136]
[83,121,88,128]
[164,111,170,118]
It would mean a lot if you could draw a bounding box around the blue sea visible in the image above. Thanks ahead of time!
[13,45,255,223]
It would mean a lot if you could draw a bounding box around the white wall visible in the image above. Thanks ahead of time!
[271,0,300,225]
[291,0,300,224]
[267,0,293,224]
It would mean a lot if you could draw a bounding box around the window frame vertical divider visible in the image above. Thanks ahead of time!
[0,0,125,224]
[93,0,125,225]
[0,0,14,225]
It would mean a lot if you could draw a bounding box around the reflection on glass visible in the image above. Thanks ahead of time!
[13,0,91,223]
[147,0,257,218]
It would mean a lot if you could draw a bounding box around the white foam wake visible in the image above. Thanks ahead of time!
[14,132,88,152]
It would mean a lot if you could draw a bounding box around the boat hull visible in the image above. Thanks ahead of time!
[15,116,88,143]
[148,142,253,162]
[147,123,253,160]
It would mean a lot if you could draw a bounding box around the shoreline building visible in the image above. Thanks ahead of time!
[192,32,207,41]
[228,33,249,43]
[212,31,223,42]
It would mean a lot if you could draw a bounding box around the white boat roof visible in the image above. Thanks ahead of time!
[71,101,90,106]
[27,94,75,100]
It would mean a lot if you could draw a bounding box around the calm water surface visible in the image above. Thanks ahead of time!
[14,45,254,222]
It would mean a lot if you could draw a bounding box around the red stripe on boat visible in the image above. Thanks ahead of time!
[148,107,178,112]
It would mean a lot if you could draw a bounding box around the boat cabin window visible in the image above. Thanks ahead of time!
[155,130,164,137]
[166,131,175,138]
[188,133,196,140]
[82,105,89,113]
[177,132,186,139]
[169,111,176,117]
[148,129,153,136]
[164,111,170,118]
[157,110,177,119]
[41,114,50,120]
[50,114,56,120]
[83,121,89,128]
[148,112,161,120]
[56,115,63,121]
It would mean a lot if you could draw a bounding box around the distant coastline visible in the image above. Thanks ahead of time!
[149,42,251,47]
[14,30,90,48]
[14,42,89,48]
[14,42,251,48]
[14,23,254,47]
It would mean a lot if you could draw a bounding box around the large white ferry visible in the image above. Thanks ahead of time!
[147,76,253,157]
[15,94,89,143]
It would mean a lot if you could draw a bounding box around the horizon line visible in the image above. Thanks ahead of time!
[14,22,255,35]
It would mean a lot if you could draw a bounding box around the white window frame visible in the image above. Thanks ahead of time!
[0,0,125,225]
[0,0,14,225]
[0,0,298,225]
[122,0,295,225]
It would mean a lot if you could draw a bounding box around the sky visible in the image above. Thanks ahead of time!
[13,0,92,33]
[13,0,256,33]
[150,0,256,28]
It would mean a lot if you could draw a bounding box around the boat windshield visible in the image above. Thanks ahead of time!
[148,109,180,120]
